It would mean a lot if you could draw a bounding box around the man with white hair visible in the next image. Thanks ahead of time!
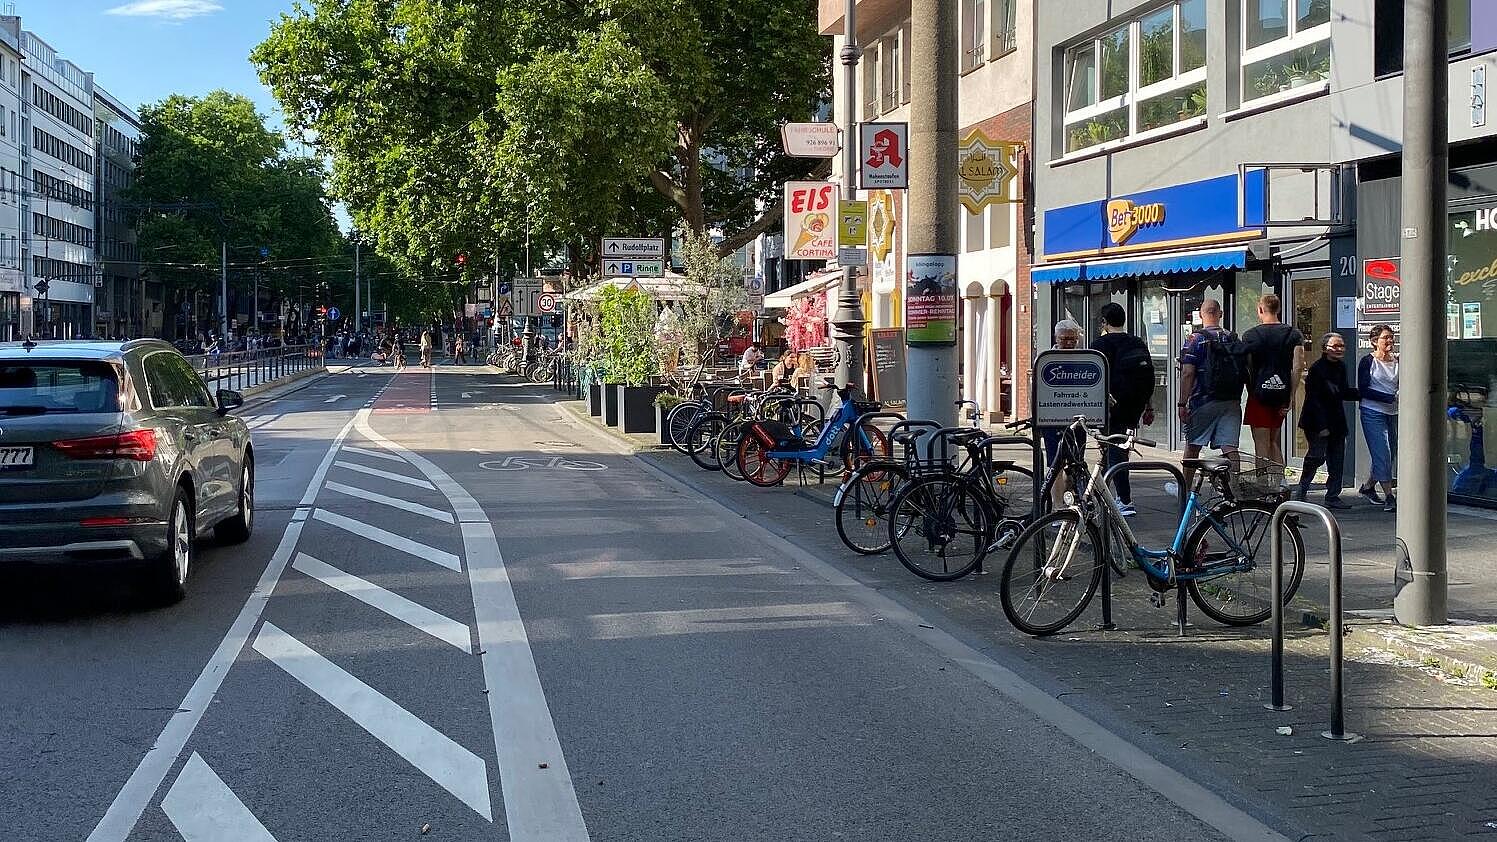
[1043,318,1086,508]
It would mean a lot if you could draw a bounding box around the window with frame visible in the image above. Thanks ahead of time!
[1062,0,1207,154]
[881,30,903,112]
[862,44,880,120]
[963,0,987,72]
[993,0,1018,57]
[1241,0,1331,104]
[1373,0,1472,77]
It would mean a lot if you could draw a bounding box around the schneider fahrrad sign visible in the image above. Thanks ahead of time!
[1032,349,1109,428]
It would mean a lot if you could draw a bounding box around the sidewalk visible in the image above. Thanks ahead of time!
[556,393,1497,840]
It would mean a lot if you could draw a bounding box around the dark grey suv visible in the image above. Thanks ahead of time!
[0,339,253,603]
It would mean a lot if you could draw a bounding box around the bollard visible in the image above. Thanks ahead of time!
[1266,501,1357,740]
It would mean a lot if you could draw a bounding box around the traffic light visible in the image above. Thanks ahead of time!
[455,253,468,268]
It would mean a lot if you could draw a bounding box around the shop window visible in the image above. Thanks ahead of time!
[1061,0,1208,154]
[1241,0,1331,104]
[1446,207,1497,503]
[1373,0,1472,78]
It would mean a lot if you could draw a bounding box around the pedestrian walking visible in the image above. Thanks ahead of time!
[1241,293,1304,467]
[420,330,434,368]
[1357,323,1399,511]
[1091,303,1155,517]
[455,334,468,365]
[392,334,406,370]
[1293,332,1357,508]
[1172,298,1244,494]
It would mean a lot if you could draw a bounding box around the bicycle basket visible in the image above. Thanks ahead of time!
[1216,455,1287,502]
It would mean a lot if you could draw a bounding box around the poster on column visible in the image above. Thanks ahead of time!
[904,254,957,345]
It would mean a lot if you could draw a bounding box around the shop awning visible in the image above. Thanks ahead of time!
[763,269,841,309]
[1031,245,1249,284]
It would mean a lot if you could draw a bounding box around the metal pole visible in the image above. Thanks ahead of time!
[354,236,362,335]
[1267,512,1290,711]
[830,0,866,391]
[1325,512,1356,741]
[905,0,959,426]
[1394,0,1449,626]
[252,272,258,341]
[221,240,229,340]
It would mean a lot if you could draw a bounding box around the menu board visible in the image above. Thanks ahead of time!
[870,328,906,409]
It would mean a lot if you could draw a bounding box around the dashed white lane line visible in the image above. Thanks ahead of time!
[341,444,409,464]
[161,753,278,842]
[332,460,436,490]
[311,509,462,571]
[291,553,472,652]
[252,622,492,820]
[322,481,455,523]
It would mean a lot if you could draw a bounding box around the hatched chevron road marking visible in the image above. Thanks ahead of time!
[322,480,455,523]
[311,509,462,571]
[332,460,436,490]
[291,553,472,652]
[161,753,278,842]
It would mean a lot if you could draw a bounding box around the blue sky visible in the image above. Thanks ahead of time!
[16,0,297,134]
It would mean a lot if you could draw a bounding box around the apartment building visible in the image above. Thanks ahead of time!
[0,18,22,341]
[94,86,140,339]
[814,0,1031,419]
[13,24,96,339]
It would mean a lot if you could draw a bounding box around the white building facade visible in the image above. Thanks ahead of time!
[0,18,25,340]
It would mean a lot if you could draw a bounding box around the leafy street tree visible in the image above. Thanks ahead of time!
[252,0,830,277]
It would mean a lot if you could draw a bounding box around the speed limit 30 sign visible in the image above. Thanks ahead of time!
[538,293,557,313]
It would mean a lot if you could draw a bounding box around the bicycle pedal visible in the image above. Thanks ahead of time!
[1148,591,1170,608]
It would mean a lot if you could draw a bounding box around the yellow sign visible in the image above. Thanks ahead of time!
[838,200,868,247]
[869,191,895,262]
[958,130,1022,214]
[1106,199,1168,246]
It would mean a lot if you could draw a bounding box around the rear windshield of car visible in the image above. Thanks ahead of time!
[0,361,122,415]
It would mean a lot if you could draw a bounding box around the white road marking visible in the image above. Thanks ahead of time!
[554,558,784,580]
[323,481,455,523]
[291,554,471,651]
[161,753,278,842]
[342,444,408,464]
[311,509,461,571]
[333,460,436,490]
[252,622,492,820]
[88,415,360,842]
[355,413,590,840]
[324,394,347,403]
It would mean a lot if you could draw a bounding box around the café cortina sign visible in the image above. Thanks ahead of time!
[958,130,1022,213]
[1106,198,1168,246]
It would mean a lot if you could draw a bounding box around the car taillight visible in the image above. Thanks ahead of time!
[52,429,158,461]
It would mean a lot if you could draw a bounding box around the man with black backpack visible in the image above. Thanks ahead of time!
[1091,303,1155,516]
[1241,293,1304,468]
[1175,298,1245,492]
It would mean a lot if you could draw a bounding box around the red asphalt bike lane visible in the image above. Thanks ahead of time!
[372,370,433,414]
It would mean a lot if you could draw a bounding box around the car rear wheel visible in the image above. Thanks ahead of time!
[215,458,254,544]
[149,489,195,604]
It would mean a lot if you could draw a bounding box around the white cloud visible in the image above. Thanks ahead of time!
[104,0,224,20]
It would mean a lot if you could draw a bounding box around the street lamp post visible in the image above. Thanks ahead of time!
[829,0,867,391]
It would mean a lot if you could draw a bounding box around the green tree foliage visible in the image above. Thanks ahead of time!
[252,0,829,275]
[596,285,657,385]
[673,231,748,370]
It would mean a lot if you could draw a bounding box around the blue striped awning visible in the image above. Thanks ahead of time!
[1032,246,1249,284]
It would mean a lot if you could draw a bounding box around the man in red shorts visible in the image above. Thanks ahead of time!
[1241,293,1304,467]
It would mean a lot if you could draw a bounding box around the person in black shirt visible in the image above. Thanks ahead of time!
[1091,303,1155,516]
[1241,293,1305,467]
[1292,332,1357,507]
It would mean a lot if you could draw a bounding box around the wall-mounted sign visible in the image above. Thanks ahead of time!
[781,122,841,158]
[1362,257,1401,317]
[868,190,896,263]
[838,199,869,267]
[784,181,838,260]
[1474,65,1487,129]
[1032,349,1109,428]
[958,130,1021,213]
[1042,171,1266,260]
[859,122,909,190]
[904,253,957,346]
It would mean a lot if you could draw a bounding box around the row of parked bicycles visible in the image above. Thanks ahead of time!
[490,347,567,383]
[667,378,1306,637]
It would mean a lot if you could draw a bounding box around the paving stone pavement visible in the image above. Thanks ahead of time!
[633,446,1497,842]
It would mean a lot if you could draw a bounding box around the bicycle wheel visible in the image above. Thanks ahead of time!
[985,464,1036,554]
[688,414,728,471]
[887,475,989,581]
[1185,501,1305,626]
[667,403,704,454]
[834,462,911,554]
[681,410,720,456]
[718,422,750,482]
[999,509,1104,636]
[737,432,792,487]
[840,422,892,476]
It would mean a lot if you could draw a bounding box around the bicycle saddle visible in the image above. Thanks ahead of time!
[1180,457,1233,472]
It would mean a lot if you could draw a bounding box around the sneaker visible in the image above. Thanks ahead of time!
[1290,487,1307,502]
[1163,481,1179,498]
[1383,495,1397,513]
[1117,501,1137,517]
[1324,497,1352,510]
[1358,484,1384,505]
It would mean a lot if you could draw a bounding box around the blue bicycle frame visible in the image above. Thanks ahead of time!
[1109,488,1257,582]
[766,389,877,464]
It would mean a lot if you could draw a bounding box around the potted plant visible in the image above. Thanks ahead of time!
[1178,88,1208,120]
[655,392,685,446]
[597,284,658,428]
[1254,67,1282,98]
[1283,57,1314,89]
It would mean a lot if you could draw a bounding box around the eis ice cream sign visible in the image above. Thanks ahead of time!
[784,181,837,260]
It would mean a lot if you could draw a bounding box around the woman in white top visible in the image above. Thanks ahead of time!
[1355,324,1399,512]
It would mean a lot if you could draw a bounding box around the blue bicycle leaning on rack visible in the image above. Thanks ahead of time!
[998,419,1306,636]
[736,382,889,487]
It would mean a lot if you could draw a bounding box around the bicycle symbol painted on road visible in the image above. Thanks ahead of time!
[479,456,607,472]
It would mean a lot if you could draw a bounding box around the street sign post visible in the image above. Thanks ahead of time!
[601,238,666,260]
[838,199,869,267]
[603,259,665,277]
[327,306,341,322]
[538,293,557,313]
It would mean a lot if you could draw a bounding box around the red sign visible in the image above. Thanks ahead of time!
[1362,257,1401,317]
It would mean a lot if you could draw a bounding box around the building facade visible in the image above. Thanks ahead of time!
[819,0,1032,420]
[0,19,24,341]
[93,86,140,339]
[15,25,96,339]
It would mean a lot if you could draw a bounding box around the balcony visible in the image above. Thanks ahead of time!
[818,0,910,37]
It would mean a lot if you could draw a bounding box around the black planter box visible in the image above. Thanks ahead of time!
[618,385,666,434]
[603,384,621,427]
[587,383,603,417]
[657,405,677,446]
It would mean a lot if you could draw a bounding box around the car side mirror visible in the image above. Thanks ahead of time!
[217,389,244,414]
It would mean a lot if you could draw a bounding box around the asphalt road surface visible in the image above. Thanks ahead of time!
[2,364,1271,841]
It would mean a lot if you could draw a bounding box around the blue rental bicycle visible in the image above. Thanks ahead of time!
[736,382,888,487]
[999,420,1305,636]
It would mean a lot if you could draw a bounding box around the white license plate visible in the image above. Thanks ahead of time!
[0,446,35,468]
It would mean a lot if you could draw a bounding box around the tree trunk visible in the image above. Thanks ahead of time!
[680,122,705,234]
